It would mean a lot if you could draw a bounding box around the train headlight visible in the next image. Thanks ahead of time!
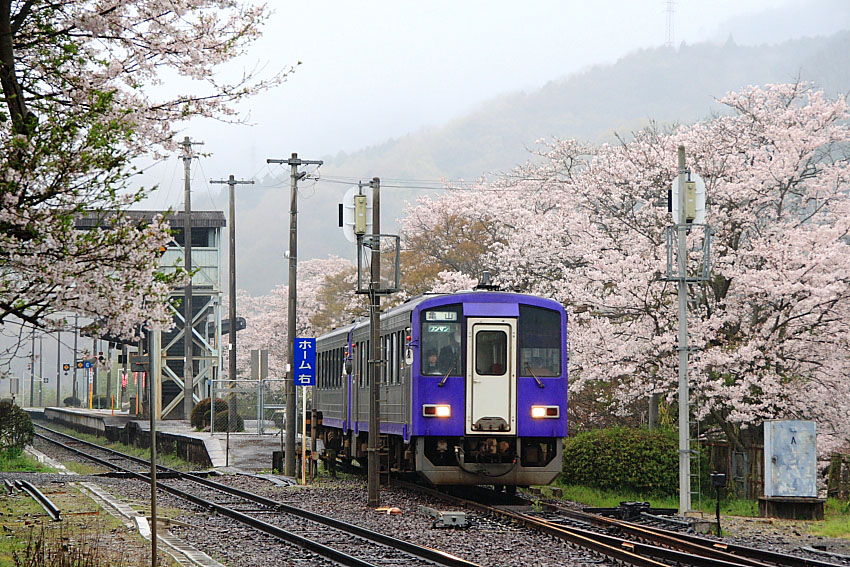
[531,405,559,418]
[423,404,451,417]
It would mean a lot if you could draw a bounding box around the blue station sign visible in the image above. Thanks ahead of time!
[294,338,316,387]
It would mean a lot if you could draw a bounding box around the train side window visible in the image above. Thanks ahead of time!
[391,333,398,384]
[357,342,366,388]
[335,348,340,388]
[380,336,387,385]
[395,331,402,381]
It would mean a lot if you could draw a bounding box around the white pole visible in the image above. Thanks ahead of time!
[301,387,307,485]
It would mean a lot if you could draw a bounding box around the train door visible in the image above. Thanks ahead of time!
[465,318,516,434]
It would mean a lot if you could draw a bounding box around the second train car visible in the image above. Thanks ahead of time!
[313,290,567,487]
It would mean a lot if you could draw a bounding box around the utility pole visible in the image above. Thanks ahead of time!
[38,334,43,406]
[210,175,254,389]
[148,331,158,567]
[29,332,35,407]
[367,177,381,508]
[676,145,690,515]
[56,330,61,406]
[72,315,78,403]
[265,153,323,477]
[105,342,112,409]
[181,136,203,422]
[91,338,97,408]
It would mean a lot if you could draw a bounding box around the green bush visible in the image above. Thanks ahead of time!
[89,395,111,409]
[190,398,228,429]
[0,400,34,457]
[63,396,82,407]
[562,427,679,495]
[213,410,244,432]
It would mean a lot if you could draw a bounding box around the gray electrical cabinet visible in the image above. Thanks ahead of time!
[764,420,817,498]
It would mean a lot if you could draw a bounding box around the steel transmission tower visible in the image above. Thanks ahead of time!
[665,0,676,48]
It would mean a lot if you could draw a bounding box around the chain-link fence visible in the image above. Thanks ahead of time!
[209,379,287,435]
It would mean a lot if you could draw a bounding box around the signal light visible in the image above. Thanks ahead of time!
[531,405,559,418]
[422,404,451,418]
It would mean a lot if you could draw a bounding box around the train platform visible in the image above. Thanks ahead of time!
[27,406,296,474]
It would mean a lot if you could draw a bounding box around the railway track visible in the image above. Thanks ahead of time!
[33,423,480,567]
[396,481,849,567]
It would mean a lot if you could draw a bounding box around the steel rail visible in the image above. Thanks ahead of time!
[15,479,61,521]
[33,424,479,567]
[33,424,168,472]
[396,481,670,567]
[398,480,825,567]
[543,501,846,567]
[33,429,379,567]
[177,471,479,567]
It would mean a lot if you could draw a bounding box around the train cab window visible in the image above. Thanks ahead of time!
[475,330,508,375]
[518,305,561,377]
[420,305,462,376]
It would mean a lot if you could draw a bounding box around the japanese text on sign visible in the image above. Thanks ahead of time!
[294,338,316,386]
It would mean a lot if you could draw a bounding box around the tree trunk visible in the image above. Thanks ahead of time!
[710,408,747,453]
[0,1,32,137]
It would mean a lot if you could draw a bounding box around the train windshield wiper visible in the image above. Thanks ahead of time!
[525,363,545,388]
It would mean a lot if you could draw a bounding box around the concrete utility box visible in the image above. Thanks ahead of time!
[764,420,817,498]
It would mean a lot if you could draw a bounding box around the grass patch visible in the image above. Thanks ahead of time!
[0,484,177,567]
[809,499,850,538]
[552,484,850,536]
[36,421,194,471]
[0,450,53,473]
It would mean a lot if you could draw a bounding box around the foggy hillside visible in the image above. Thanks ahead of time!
[225,31,850,295]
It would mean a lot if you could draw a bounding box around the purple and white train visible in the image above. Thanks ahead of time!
[313,290,567,488]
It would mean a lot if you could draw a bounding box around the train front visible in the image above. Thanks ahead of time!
[411,292,567,486]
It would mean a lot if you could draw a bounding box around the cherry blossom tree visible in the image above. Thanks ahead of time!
[0,1,293,339]
[404,84,850,454]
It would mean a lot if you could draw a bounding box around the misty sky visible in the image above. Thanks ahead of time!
[137,0,850,211]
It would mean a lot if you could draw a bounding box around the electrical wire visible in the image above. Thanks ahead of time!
[311,175,541,193]
[196,158,221,210]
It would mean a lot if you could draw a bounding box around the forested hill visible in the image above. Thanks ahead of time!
[236,31,850,295]
[322,32,850,181]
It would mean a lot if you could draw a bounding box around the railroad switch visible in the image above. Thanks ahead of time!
[418,505,468,528]
[583,501,677,521]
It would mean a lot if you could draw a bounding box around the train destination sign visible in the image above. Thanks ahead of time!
[426,311,457,321]
[294,338,316,387]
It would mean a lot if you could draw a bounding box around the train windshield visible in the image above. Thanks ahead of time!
[518,305,561,377]
[420,305,462,375]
